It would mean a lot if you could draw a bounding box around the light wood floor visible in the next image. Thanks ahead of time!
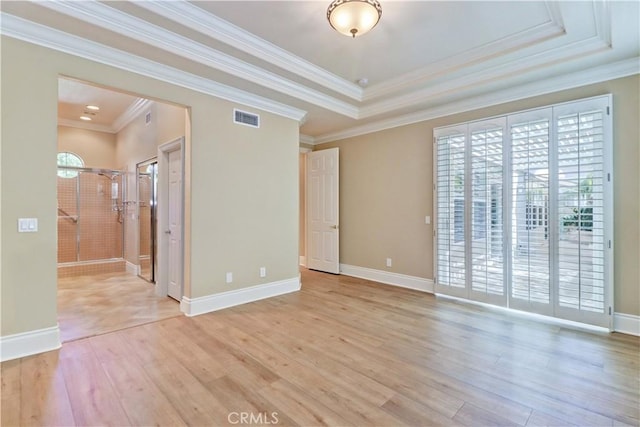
[57,271,181,342]
[2,269,638,426]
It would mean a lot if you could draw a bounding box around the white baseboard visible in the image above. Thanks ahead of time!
[614,313,640,336]
[0,325,62,362]
[299,256,306,266]
[181,276,301,317]
[126,261,138,275]
[339,264,434,293]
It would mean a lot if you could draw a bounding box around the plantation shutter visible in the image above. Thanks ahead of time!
[469,118,506,305]
[554,97,611,327]
[507,109,552,315]
[435,131,467,297]
[433,95,612,328]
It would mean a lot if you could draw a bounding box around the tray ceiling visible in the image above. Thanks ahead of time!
[2,1,638,141]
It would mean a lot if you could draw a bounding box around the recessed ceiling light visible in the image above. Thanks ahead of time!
[85,105,100,111]
[80,116,92,121]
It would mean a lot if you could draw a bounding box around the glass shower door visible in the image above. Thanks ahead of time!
[138,160,157,282]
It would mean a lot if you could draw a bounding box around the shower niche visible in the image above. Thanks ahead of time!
[137,159,158,283]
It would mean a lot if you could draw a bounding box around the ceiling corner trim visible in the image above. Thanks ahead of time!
[136,0,364,101]
[0,13,307,123]
[592,0,612,47]
[299,134,316,145]
[544,1,566,31]
[314,57,639,145]
[113,98,154,133]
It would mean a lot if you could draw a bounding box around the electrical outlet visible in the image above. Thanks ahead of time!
[226,272,233,283]
[260,267,266,278]
[386,258,392,267]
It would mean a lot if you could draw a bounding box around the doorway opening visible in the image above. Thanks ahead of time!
[56,77,189,342]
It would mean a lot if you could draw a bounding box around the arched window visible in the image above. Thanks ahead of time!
[57,152,84,178]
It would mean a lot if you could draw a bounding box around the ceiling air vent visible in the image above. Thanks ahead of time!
[234,109,260,128]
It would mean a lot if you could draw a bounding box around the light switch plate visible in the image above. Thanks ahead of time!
[18,218,38,232]
[425,215,431,224]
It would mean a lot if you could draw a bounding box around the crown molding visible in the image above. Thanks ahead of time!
[136,0,363,101]
[363,1,566,101]
[299,134,316,145]
[359,35,610,119]
[58,118,115,134]
[39,1,358,119]
[29,0,615,123]
[313,57,639,144]
[112,98,154,133]
[0,13,307,122]
[593,0,612,47]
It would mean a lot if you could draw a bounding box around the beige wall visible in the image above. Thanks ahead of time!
[57,126,117,169]
[316,75,640,317]
[115,101,186,265]
[1,37,300,336]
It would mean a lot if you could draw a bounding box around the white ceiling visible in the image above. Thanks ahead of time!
[58,78,144,133]
[3,1,638,142]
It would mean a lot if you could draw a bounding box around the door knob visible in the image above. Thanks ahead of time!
[165,230,171,234]
[331,225,339,229]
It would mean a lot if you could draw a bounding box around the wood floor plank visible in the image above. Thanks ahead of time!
[526,410,579,426]
[204,375,298,427]
[1,360,22,427]
[60,341,130,426]
[381,393,465,427]
[152,316,227,383]
[453,402,521,427]
[258,326,396,406]
[19,352,75,426]
[100,355,187,426]
[212,325,405,426]
[138,353,230,425]
[258,379,351,427]
[1,359,21,400]
[0,396,21,427]
[2,268,638,427]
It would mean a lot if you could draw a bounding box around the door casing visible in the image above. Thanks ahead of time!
[156,137,185,300]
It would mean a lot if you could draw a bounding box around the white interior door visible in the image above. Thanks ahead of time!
[306,148,339,274]
[167,149,183,301]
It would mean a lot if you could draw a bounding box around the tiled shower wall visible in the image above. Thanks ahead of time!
[57,172,124,277]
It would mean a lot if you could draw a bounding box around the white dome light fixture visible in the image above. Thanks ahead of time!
[327,0,382,38]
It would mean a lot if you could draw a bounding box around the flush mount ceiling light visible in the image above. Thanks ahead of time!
[327,0,382,38]
[85,105,100,111]
[79,116,92,121]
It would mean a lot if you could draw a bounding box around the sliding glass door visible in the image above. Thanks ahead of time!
[434,96,612,328]
[507,109,552,315]
[468,118,506,305]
